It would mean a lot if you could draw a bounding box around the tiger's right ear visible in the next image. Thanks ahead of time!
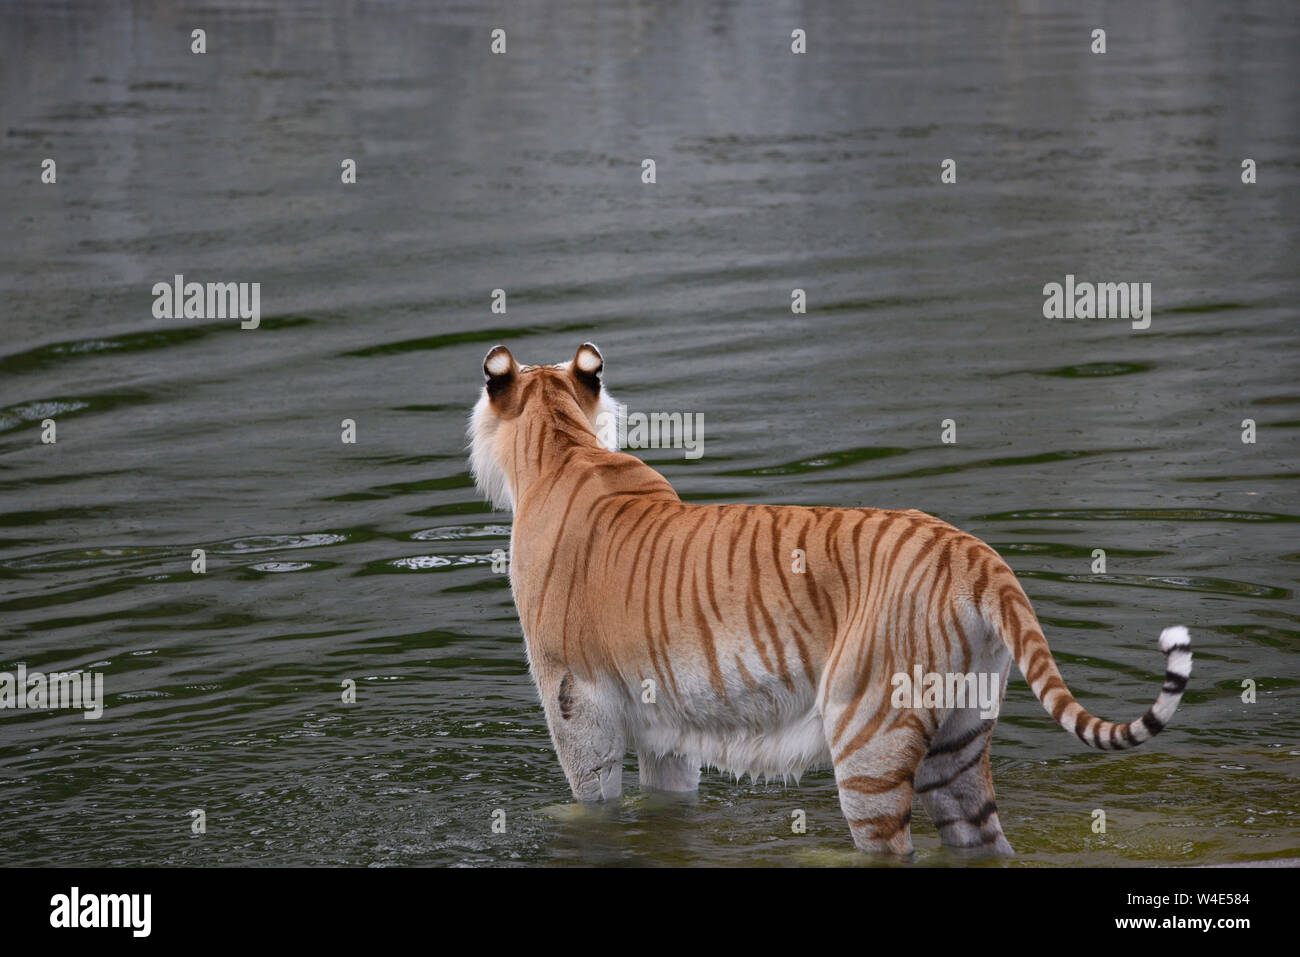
[483,345,518,399]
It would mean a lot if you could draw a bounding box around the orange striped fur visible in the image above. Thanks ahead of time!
[468,343,1192,855]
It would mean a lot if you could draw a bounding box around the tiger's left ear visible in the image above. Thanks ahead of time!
[571,342,603,395]
[483,345,518,400]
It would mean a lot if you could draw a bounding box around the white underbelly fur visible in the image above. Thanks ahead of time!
[634,710,831,782]
[621,665,833,782]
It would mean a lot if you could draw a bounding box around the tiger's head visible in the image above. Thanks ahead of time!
[468,342,620,511]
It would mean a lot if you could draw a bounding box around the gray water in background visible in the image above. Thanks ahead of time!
[1,0,1297,867]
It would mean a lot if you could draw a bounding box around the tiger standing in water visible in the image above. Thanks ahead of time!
[467,342,1192,856]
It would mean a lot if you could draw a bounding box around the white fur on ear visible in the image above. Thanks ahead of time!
[486,349,513,377]
[575,343,603,375]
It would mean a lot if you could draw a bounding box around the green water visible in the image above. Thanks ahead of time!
[0,0,1297,866]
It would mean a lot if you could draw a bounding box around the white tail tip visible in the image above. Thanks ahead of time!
[1159,625,1191,652]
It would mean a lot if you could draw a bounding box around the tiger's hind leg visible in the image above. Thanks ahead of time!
[637,751,701,793]
[915,708,1015,856]
[823,710,931,856]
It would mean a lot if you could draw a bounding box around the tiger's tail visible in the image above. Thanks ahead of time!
[981,582,1191,751]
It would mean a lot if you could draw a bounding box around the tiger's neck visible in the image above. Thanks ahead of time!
[503,403,610,507]
[501,402,679,514]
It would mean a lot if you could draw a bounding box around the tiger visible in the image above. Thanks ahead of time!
[467,342,1192,856]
